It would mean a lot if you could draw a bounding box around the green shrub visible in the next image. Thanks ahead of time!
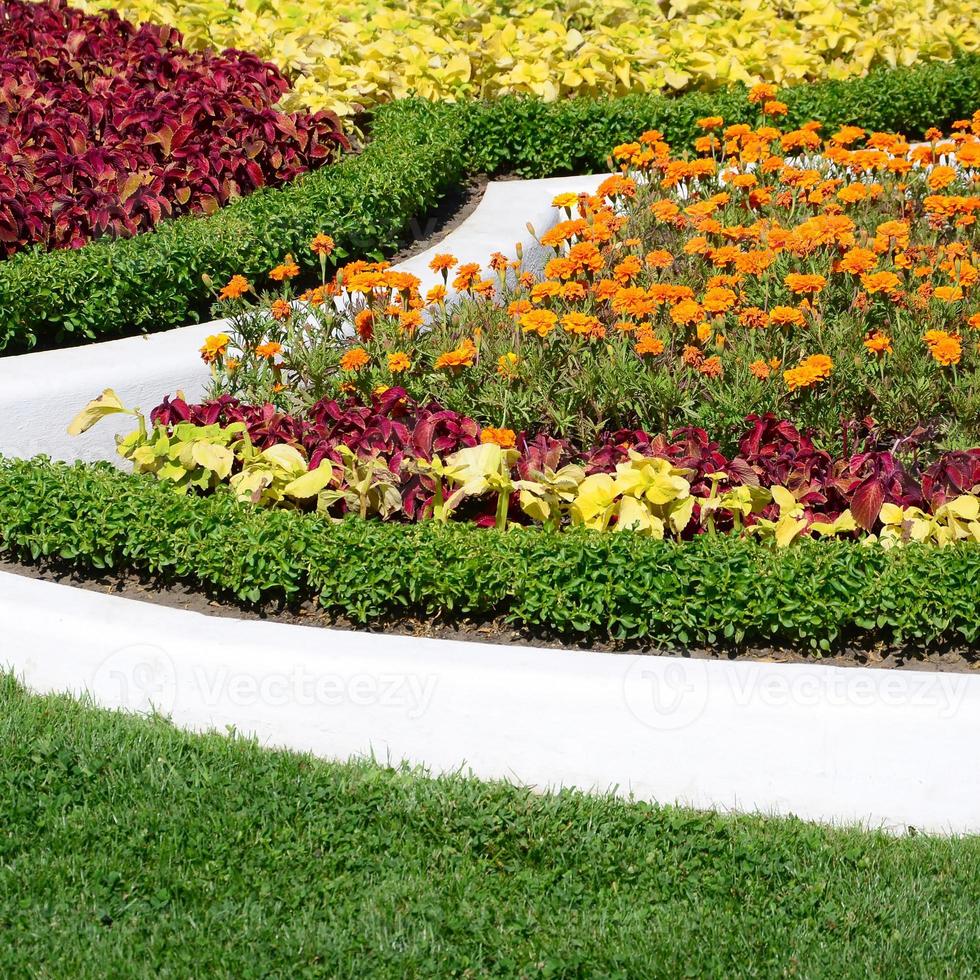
[1,54,978,353]
[1,457,977,650]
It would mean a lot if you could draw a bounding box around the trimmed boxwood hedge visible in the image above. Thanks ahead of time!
[1,54,980,354]
[1,457,977,651]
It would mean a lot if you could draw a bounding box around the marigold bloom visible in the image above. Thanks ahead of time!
[480,427,516,449]
[218,275,250,301]
[860,271,901,294]
[784,354,833,392]
[497,352,520,378]
[270,299,292,321]
[681,344,704,367]
[927,166,957,192]
[670,299,705,326]
[340,347,370,372]
[551,192,579,209]
[255,341,283,360]
[635,331,665,356]
[429,253,457,274]
[200,333,230,363]
[784,273,827,295]
[398,309,423,332]
[697,115,724,130]
[387,352,411,373]
[645,249,673,269]
[435,338,478,370]
[933,285,964,302]
[561,312,604,338]
[863,331,893,355]
[837,247,878,275]
[749,359,771,379]
[698,355,723,377]
[968,313,980,331]
[768,305,806,328]
[310,234,335,257]
[354,309,374,341]
[702,286,737,314]
[924,330,962,366]
[520,309,559,337]
[763,100,788,117]
[452,262,482,291]
[269,254,300,281]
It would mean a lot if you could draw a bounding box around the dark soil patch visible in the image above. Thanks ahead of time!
[386,175,491,264]
[3,557,978,674]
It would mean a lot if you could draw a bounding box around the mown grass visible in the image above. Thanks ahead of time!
[1,672,978,978]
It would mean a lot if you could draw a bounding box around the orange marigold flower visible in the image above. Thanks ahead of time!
[837,247,878,275]
[451,262,482,291]
[269,254,300,281]
[480,427,516,449]
[255,341,283,360]
[200,333,230,363]
[434,337,478,370]
[738,306,768,329]
[933,285,964,303]
[927,166,958,192]
[310,234,335,257]
[681,344,704,367]
[650,200,681,222]
[426,283,447,305]
[387,352,411,373]
[497,352,520,378]
[635,331,665,356]
[354,309,374,341]
[697,115,724,130]
[768,305,806,328]
[860,271,901,294]
[698,355,723,378]
[784,354,833,392]
[702,286,737,314]
[784,273,827,295]
[398,309,423,332]
[429,253,457,274]
[863,331,893,355]
[561,312,604,338]
[968,312,980,331]
[340,347,370,372]
[670,299,705,326]
[748,83,777,104]
[270,299,292,321]
[924,330,963,366]
[520,309,559,337]
[762,100,788,117]
[749,359,771,380]
[645,249,674,269]
[218,275,250,300]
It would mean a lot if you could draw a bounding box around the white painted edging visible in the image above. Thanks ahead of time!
[3,569,978,835]
[0,174,605,465]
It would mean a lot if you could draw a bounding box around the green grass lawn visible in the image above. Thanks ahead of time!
[1,673,978,978]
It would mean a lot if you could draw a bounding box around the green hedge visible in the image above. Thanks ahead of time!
[3,53,980,354]
[1,457,978,650]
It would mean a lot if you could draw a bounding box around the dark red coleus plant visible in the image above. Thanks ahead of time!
[0,0,347,257]
[150,394,980,531]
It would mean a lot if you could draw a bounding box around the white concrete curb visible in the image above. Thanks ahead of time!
[0,174,605,464]
[2,568,978,835]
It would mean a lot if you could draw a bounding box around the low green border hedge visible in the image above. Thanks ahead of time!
[1,458,977,650]
[1,55,980,354]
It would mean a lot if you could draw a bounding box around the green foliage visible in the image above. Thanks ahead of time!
[1,457,977,649]
[4,675,980,977]
[1,55,979,352]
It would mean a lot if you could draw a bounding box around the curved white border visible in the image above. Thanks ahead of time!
[0,174,605,464]
[2,568,979,835]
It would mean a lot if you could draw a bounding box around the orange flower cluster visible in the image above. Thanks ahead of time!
[783,354,834,392]
[434,338,477,370]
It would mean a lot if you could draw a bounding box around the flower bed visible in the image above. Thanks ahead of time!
[78,0,980,115]
[3,57,980,353]
[0,0,346,259]
[66,109,980,555]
